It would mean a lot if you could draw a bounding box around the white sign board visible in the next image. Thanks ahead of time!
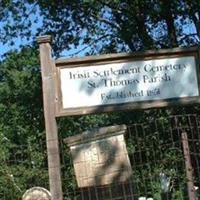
[59,56,199,109]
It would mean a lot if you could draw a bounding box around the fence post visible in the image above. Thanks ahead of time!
[181,131,196,200]
[37,35,63,200]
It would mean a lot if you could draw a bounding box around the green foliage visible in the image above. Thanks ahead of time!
[0,47,43,141]
[0,1,200,199]
[126,117,188,199]
[1,0,200,57]
[0,48,49,199]
[0,47,195,199]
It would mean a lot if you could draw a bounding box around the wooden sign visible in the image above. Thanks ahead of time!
[55,47,200,116]
[37,35,200,200]
[64,125,132,187]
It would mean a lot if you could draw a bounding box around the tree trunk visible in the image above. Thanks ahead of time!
[161,0,178,47]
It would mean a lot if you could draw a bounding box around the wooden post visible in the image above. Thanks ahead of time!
[37,35,63,200]
[181,132,196,200]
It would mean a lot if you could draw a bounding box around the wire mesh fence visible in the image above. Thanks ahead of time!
[61,114,200,200]
[0,114,200,199]
[0,138,49,199]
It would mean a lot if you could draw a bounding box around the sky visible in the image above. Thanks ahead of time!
[0,38,88,60]
[0,3,41,60]
[0,38,31,59]
[0,2,87,60]
[0,3,199,61]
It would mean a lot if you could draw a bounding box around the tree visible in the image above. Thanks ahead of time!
[0,46,119,199]
[1,0,200,57]
[1,1,200,199]
[0,47,49,199]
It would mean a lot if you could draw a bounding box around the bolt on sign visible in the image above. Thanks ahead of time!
[55,47,200,116]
